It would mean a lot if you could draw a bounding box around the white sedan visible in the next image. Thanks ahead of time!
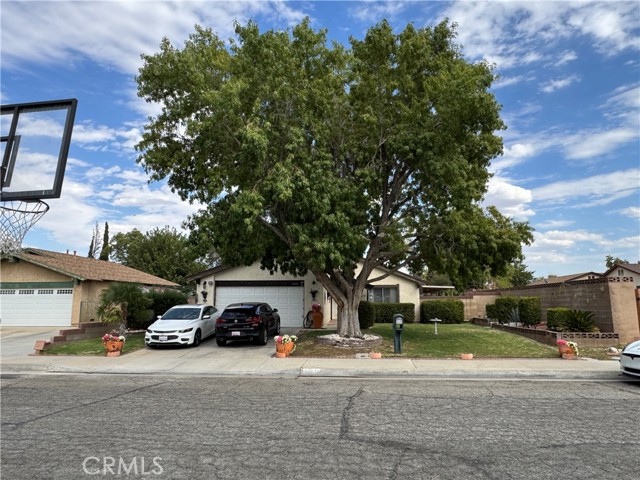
[145,304,221,347]
[620,340,640,378]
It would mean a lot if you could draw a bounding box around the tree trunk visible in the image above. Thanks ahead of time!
[337,291,362,338]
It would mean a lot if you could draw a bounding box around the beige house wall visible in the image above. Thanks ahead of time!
[1,260,71,282]
[197,262,423,323]
[360,266,422,322]
[1,260,117,326]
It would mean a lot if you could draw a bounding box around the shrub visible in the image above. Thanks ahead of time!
[547,308,571,331]
[147,289,188,318]
[420,299,464,324]
[493,297,520,324]
[358,301,376,329]
[518,297,541,327]
[97,282,151,330]
[358,302,415,328]
[565,309,598,332]
[485,304,498,320]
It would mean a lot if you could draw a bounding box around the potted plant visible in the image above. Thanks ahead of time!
[311,303,323,329]
[556,339,579,358]
[274,335,297,358]
[102,332,126,357]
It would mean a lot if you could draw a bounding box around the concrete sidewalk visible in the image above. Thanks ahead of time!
[0,338,624,380]
[0,326,627,380]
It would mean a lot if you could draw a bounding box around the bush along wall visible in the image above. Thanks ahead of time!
[518,297,542,327]
[358,301,415,329]
[485,297,541,326]
[420,299,464,324]
[493,297,520,324]
[547,307,571,331]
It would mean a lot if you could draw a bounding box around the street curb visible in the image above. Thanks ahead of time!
[0,362,625,381]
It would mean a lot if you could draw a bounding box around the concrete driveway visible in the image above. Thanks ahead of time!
[0,327,65,357]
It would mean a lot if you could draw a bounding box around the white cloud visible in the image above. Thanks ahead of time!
[616,206,640,219]
[483,178,534,219]
[540,75,580,93]
[564,127,638,159]
[532,168,640,205]
[553,50,578,66]
[536,219,575,229]
[1,1,309,75]
[439,1,639,70]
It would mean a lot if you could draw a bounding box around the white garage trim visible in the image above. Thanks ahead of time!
[215,282,304,328]
[0,288,73,326]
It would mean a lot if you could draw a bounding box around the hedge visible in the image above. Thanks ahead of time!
[493,297,520,324]
[518,297,542,327]
[358,301,415,329]
[358,301,376,329]
[547,307,571,331]
[485,296,541,326]
[420,299,464,324]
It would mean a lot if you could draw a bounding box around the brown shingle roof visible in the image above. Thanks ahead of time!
[16,248,178,287]
[529,272,601,285]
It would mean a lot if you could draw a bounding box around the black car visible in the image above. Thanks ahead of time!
[215,302,280,346]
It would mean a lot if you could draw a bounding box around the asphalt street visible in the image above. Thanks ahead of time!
[1,374,639,480]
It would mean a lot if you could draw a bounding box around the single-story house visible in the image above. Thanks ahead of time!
[603,263,640,287]
[187,261,426,328]
[0,248,178,327]
[529,272,602,286]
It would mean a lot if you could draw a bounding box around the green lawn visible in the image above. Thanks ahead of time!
[294,323,560,358]
[43,333,146,356]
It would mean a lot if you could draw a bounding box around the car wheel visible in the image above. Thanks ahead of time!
[258,326,268,346]
[216,337,227,347]
[192,329,202,347]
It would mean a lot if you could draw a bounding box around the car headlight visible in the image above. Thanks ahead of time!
[146,329,153,333]
[178,328,193,333]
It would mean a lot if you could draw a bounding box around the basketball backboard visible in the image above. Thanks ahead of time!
[1,98,78,201]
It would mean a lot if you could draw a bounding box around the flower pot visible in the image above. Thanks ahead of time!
[460,353,473,360]
[275,341,295,357]
[370,352,382,359]
[104,340,124,356]
[562,353,576,360]
[312,311,323,329]
[558,345,572,357]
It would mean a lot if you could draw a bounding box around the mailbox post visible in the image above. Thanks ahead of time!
[392,314,404,354]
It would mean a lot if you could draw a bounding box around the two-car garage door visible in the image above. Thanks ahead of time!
[215,282,304,328]
[0,288,73,326]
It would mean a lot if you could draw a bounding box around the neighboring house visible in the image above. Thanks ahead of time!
[529,272,601,286]
[0,248,178,327]
[187,261,425,328]
[603,263,640,287]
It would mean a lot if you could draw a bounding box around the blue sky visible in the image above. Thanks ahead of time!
[1,0,638,278]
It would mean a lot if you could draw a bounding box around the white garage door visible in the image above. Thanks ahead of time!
[0,288,73,326]
[215,284,304,328]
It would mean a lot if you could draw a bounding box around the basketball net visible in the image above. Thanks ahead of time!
[0,200,50,256]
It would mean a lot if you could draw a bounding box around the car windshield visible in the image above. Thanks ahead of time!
[221,307,255,319]
[161,308,200,320]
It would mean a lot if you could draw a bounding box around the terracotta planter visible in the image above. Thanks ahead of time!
[275,341,295,358]
[312,311,323,329]
[460,353,474,360]
[104,340,124,356]
[370,352,382,359]
[558,345,572,357]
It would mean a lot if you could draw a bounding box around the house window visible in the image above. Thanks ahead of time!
[617,269,624,276]
[370,286,399,303]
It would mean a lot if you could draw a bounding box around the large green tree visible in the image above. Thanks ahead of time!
[110,226,212,286]
[136,19,533,337]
